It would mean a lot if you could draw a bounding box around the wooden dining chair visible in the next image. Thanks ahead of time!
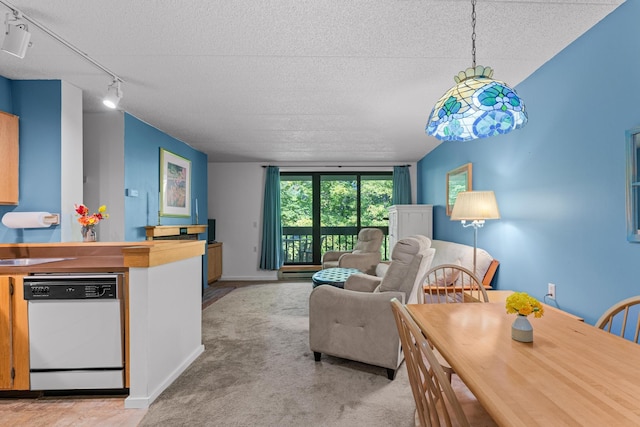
[416,264,488,381]
[418,264,488,304]
[595,295,640,343]
[390,299,496,427]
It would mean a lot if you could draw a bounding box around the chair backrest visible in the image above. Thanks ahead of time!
[595,295,640,343]
[390,298,471,427]
[352,228,384,254]
[418,264,488,304]
[379,235,435,304]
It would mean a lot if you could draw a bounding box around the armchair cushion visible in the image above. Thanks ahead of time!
[321,250,349,264]
[352,228,384,253]
[344,273,382,293]
[337,252,381,273]
[375,262,390,278]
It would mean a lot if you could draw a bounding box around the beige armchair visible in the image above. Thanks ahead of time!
[321,228,383,275]
[309,235,435,380]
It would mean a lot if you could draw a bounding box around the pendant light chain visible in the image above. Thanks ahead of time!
[471,0,477,68]
[425,0,528,141]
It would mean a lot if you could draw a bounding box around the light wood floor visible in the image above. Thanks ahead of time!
[0,395,147,427]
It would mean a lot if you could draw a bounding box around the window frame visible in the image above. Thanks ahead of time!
[626,127,640,242]
[280,171,392,264]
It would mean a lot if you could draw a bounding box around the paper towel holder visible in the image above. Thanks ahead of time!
[1,212,60,228]
[43,214,60,225]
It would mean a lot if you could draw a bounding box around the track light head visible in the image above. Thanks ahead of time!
[2,12,31,59]
[103,79,123,109]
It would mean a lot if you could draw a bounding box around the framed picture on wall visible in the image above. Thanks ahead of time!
[160,148,191,217]
[446,163,472,216]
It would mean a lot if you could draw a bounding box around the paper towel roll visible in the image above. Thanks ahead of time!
[2,212,56,229]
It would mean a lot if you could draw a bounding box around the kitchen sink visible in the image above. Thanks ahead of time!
[0,257,72,266]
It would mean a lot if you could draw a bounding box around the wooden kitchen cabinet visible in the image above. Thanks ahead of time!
[0,277,11,388]
[207,242,222,283]
[0,111,19,205]
[0,275,29,390]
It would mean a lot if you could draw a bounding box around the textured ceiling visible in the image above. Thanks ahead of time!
[0,0,624,163]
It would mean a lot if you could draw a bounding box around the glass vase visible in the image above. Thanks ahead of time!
[511,315,533,342]
[81,225,97,242]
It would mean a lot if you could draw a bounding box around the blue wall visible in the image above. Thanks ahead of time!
[123,113,208,242]
[417,0,639,325]
[0,79,62,243]
[123,113,209,288]
[0,76,11,111]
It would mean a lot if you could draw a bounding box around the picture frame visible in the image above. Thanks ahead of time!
[160,148,191,217]
[446,163,472,216]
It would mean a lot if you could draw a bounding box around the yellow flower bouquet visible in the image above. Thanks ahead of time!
[505,292,544,318]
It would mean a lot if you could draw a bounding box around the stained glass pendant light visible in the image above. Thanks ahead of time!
[426,0,527,141]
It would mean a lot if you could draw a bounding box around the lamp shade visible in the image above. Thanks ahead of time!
[426,66,527,141]
[450,191,500,221]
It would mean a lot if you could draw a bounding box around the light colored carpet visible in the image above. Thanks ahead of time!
[139,281,417,427]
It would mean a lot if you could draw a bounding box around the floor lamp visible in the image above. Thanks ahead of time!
[450,191,500,276]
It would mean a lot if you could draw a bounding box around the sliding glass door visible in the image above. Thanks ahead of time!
[281,172,392,265]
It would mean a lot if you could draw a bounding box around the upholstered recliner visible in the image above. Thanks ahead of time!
[309,235,435,380]
[321,228,384,275]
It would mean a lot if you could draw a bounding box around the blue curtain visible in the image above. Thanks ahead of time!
[260,166,284,270]
[392,165,412,205]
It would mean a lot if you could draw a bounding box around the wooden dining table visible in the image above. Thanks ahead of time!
[406,302,640,426]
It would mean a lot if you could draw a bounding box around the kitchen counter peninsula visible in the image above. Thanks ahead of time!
[0,240,205,409]
[0,240,204,271]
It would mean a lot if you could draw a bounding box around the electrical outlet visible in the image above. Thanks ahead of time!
[547,283,556,300]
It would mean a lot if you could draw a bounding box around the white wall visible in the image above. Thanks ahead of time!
[83,111,125,241]
[208,162,417,280]
[208,163,276,281]
[126,256,204,408]
[60,82,84,242]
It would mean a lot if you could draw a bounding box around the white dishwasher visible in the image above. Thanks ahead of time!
[24,274,124,391]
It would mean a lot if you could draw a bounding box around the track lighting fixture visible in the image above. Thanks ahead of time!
[0,1,124,110]
[103,78,123,109]
[2,10,31,58]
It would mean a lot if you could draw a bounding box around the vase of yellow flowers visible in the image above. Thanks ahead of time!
[75,204,109,242]
[505,292,544,343]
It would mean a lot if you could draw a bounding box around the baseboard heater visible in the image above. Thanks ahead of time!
[278,269,317,279]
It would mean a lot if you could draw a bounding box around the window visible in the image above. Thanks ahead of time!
[281,172,392,264]
[626,128,640,242]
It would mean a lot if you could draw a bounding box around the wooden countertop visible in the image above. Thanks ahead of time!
[0,256,126,275]
[122,240,204,267]
[0,240,205,274]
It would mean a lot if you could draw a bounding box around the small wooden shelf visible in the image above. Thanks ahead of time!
[144,225,207,240]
